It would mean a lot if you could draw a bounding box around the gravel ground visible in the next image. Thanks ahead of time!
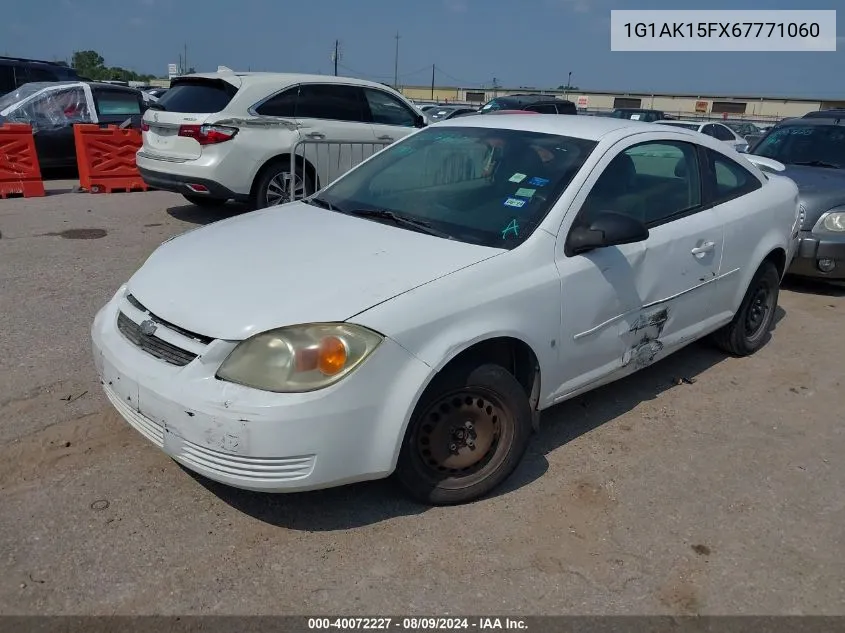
[0,182,843,615]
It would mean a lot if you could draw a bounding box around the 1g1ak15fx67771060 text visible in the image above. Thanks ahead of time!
[623,22,821,39]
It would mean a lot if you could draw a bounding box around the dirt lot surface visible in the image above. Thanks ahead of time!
[1,182,843,616]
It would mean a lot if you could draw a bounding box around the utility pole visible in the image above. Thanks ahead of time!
[333,40,339,76]
[394,32,400,88]
[184,43,188,74]
[431,64,435,100]
[492,77,500,97]
[564,71,572,98]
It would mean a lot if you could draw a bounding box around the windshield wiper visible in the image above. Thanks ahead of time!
[349,208,455,240]
[303,195,339,211]
[791,160,841,169]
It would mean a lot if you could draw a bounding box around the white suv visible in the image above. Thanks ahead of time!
[137,71,426,208]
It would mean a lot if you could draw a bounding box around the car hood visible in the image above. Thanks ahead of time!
[780,165,845,229]
[126,202,503,341]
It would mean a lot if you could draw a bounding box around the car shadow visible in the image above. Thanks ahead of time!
[189,308,786,531]
[166,202,251,226]
[781,275,845,297]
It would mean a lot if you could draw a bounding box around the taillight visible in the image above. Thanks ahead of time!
[177,124,238,145]
[140,121,149,131]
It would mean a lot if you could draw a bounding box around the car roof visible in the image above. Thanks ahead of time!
[181,71,403,93]
[437,113,683,141]
[774,116,845,126]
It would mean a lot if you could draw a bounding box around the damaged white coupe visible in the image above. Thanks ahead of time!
[92,115,800,505]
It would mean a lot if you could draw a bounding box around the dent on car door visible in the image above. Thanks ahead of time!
[294,83,376,188]
[552,139,723,400]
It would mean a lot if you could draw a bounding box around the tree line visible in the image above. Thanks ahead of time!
[71,50,158,83]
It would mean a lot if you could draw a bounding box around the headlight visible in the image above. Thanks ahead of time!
[216,323,383,393]
[821,211,845,232]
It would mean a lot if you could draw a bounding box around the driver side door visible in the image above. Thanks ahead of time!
[550,137,724,401]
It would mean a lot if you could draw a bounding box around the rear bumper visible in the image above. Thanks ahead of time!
[787,232,845,280]
[137,167,248,202]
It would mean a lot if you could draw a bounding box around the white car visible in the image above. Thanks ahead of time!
[136,71,425,209]
[657,119,750,152]
[93,115,799,505]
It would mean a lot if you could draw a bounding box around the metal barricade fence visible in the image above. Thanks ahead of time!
[288,138,392,201]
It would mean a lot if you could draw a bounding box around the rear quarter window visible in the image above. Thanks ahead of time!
[157,80,238,113]
[95,91,141,115]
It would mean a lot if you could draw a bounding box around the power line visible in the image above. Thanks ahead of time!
[336,62,432,82]
[433,65,490,87]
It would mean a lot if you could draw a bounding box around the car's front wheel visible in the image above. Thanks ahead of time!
[251,159,314,209]
[395,362,533,505]
[711,260,780,356]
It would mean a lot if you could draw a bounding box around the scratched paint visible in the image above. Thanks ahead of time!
[629,308,669,334]
[627,337,665,368]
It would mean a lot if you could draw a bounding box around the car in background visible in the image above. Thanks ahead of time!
[138,71,426,209]
[479,94,577,115]
[657,120,749,152]
[0,81,148,170]
[751,116,845,281]
[724,120,764,140]
[0,56,84,97]
[144,87,168,99]
[802,108,845,120]
[425,105,478,123]
[93,115,798,505]
[607,108,671,122]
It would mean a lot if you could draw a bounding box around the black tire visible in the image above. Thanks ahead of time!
[182,194,224,207]
[711,260,780,356]
[395,362,533,505]
[251,158,314,210]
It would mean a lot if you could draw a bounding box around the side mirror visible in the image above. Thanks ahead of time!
[566,211,649,256]
[414,114,426,128]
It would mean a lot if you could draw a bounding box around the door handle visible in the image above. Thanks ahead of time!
[305,132,325,139]
[691,241,716,258]
[377,135,394,141]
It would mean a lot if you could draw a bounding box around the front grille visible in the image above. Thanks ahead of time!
[126,294,213,345]
[117,312,198,366]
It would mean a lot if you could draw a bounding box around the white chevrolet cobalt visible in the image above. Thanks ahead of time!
[92,115,800,505]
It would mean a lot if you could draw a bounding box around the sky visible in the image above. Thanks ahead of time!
[3,0,844,98]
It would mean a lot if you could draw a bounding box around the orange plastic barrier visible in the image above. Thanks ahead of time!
[0,123,45,199]
[73,124,149,193]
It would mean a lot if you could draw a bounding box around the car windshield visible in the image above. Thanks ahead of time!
[479,98,516,112]
[313,126,597,249]
[753,124,845,168]
[427,107,459,121]
[0,82,58,113]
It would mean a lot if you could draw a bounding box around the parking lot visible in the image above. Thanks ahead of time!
[1,181,844,615]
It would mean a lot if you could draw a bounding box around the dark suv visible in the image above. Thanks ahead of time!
[479,93,577,115]
[0,56,84,97]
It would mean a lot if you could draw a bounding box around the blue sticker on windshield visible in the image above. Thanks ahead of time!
[504,197,526,208]
[501,219,519,239]
[527,176,549,187]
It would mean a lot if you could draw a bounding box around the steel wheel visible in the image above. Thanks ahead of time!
[744,282,774,340]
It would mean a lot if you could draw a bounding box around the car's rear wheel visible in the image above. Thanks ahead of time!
[182,194,224,207]
[251,159,314,209]
[395,362,533,505]
[711,260,780,356]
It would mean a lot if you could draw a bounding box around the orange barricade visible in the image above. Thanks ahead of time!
[73,124,149,193]
[0,123,45,199]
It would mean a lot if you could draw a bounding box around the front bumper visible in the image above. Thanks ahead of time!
[91,288,432,493]
[787,232,845,280]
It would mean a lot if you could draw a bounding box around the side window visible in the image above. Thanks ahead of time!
[713,125,735,141]
[525,104,556,114]
[363,88,416,127]
[707,149,762,204]
[0,65,15,94]
[94,90,141,116]
[578,141,702,227]
[254,87,297,117]
[296,84,365,122]
[701,124,717,137]
[25,67,58,83]
[10,87,91,128]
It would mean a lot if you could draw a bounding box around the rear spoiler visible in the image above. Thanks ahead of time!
[745,155,786,173]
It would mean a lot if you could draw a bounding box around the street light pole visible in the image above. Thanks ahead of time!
[394,32,400,88]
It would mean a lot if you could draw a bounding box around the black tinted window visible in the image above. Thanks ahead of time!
[713,125,734,141]
[26,67,58,83]
[255,88,297,117]
[157,80,237,113]
[363,88,416,126]
[0,66,15,94]
[707,150,761,202]
[701,124,717,137]
[526,104,556,114]
[753,124,845,168]
[296,84,364,122]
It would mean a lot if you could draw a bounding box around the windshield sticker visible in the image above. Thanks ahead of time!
[509,173,527,183]
[504,197,526,208]
[514,187,535,199]
[501,219,519,239]
[527,176,549,187]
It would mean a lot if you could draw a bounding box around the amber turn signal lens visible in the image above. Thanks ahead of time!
[317,336,348,375]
